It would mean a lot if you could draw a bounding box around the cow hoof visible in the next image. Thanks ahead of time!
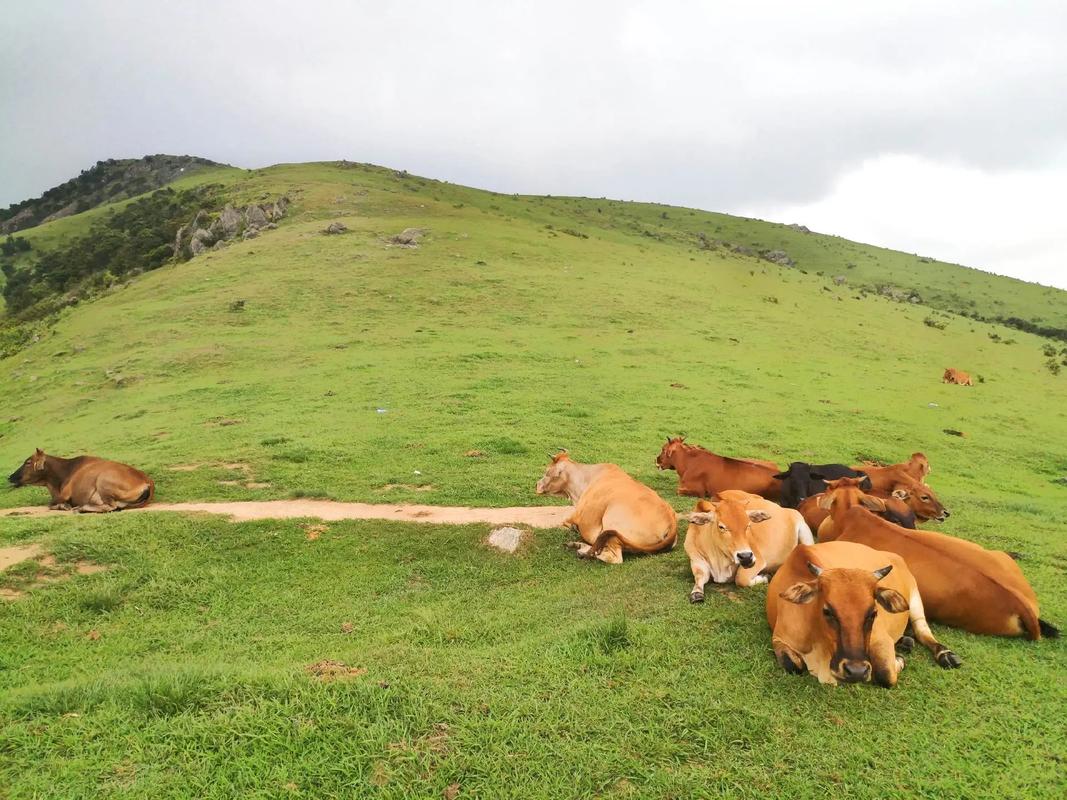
[689,591,704,604]
[563,541,582,550]
[778,653,806,676]
[896,656,906,672]
[936,649,962,669]
[895,635,915,654]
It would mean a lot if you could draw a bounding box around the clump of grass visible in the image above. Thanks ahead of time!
[588,615,632,655]
[78,586,125,614]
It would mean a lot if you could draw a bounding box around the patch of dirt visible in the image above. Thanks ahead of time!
[0,543,42,571]
[304,524,328,541]
[246,482,271,489]
[0,501,573,528]
[380,483,435,492]
[464,450,486,458]
[305,659,367,681]
[1,545,107,601]
[168,464,203,472]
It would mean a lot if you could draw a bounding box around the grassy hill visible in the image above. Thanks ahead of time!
[0,155,224,235]
[1,161,1064,798]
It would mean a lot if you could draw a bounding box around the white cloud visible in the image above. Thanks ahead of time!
[1,1,1066,288]
[738,153,1067,289]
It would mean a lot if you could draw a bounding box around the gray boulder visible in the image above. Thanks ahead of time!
[391,227,426,246]
[245,204,269,228]
[323,222,348,235]
[760,249,795,267]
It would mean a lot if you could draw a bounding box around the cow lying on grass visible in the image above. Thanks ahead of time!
[536,451,676,564]
[818,478,1058,640]
[684,492,813,600]
[8,449,154,513]
[943,368,974,386]
[655,436,782,501]
[767,542,962,687]
[771,461,871,509]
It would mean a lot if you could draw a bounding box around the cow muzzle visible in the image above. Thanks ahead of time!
[936,510,950,522]
[7,471,21,487]
[838,660,872,684]
[735,551,755,569]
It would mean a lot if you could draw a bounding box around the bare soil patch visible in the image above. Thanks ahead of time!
[1,500,572,527]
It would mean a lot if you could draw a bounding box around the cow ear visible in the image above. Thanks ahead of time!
[747,509,772,523]
[688,512,715,526]
[875,587,909,613]
[818,493,835,511]
[780,581,818,604]
[35,448,44,456]
[809,472,826,482]
[860,495,887,512]
[859,475,873,491]
[892,488,909,500]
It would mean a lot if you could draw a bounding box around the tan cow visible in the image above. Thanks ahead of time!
[535,451,676,564]
[943,368,974,386]
[767,542,962,687]
[818,485,1058,640]
[684,492,813,600]
[8,449,155,513]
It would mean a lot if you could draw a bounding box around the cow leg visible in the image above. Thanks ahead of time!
[677,482,703,497]
[734,558,769,588]
[772,640,807,676]
[594,536,624,565]
[75,503,117,513]
[689,559,711,603]
[908,589,962,669]
[870,636,904,688]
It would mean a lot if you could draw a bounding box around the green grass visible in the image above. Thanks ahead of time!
[1,161,1065,798]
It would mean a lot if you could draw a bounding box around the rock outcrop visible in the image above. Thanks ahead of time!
[174,196,289,259]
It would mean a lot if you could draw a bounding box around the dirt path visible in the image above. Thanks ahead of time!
[0,500,573,527]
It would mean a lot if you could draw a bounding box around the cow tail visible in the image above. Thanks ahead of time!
[132,479,155,508]
[591,530,621,556]
[1038,619,1060,639]
[1016,601,1043,641]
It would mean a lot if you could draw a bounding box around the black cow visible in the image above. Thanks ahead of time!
[773,461,871,509]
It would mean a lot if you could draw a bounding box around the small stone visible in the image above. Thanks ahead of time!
[487,527,525,553]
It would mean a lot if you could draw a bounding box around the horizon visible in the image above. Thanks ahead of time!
[2,2,1065,289]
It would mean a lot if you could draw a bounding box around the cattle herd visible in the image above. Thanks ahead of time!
[536,437,1057,688]
[8,438,1058,689]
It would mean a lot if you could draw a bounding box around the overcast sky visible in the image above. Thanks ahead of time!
[2,1,1065,288]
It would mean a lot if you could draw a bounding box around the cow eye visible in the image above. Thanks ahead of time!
[822,606,835,619]
[920,495,930,501]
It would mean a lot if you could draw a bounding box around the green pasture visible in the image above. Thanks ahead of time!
[1,162,1064,798]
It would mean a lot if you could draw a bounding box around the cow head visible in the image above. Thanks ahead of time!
[890,481,949,522]
[780,561,909,684]
[689,499,772,569]
[535,450,571,495]
[943,368,956,382]
[817,477,887,514]
[8,448,47,488]
[655,436,686,470]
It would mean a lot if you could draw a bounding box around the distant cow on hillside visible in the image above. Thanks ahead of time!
[943,368,973,386]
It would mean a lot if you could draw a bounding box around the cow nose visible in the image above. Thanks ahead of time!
[942,510,951,519]
[736,551,755,568]
[842,661,871,683]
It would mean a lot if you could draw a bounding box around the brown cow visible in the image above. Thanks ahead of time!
[655,437,781,501]
[685,491,813,600]
[767,541,961,686]
[8,449,155,513]
[819,475,947,533]
[852,455,932,492]
[818,485,1058,640]
[943,368,974,386]
[536,451,676,564]
[798,487,916,534]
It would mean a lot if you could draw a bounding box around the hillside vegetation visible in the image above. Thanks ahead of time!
[0,155,222,234]
[0,161,1064,798]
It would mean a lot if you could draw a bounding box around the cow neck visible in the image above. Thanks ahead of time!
[705,537,737,583]
[42,455,77,489]
[676,445,715,474]
[561,461,607,503]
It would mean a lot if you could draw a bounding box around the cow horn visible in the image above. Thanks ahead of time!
[806,561,823,577]
[873,564,893,580]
